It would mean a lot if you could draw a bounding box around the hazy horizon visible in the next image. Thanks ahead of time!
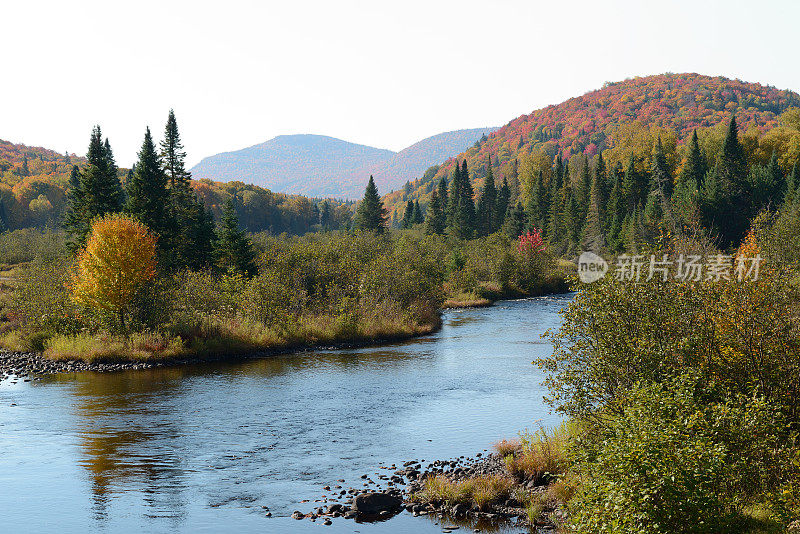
[4,0,799,167]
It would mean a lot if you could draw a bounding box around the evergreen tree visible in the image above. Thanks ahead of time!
[785,161,800,206]
[424,188,446,235]
[622,155,647,209]
[65,126,124,247]
[401,200,414,229]
[21,155,29,176]
[215,197,257,277]
[353,175,387,232]
[412,200,423,224]
[158,110,213,269]
[650,136,673,198]
[495,177,511,231]
[476,161,497,236]
[63,164,87,249]
[679,130,707,190]
[582,168,605,251]
[320,200,332,230]
[437,175,449,211]
[447,160,476,239]
[503,201,527,238]
[126,128,169,237]
[710,116,751,247]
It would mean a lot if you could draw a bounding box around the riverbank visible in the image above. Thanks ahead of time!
[0,321,443,378]
[282,450,560,531]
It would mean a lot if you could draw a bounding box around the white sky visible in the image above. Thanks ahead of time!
[3,0,799,167]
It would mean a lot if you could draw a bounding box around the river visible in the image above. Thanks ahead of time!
[0,294,571,533]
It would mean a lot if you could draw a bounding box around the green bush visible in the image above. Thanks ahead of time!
[567,373,789,534]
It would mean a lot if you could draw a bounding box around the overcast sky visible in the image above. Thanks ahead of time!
[4,0,799,167]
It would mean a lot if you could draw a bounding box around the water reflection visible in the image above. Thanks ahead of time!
[3,295,572,533]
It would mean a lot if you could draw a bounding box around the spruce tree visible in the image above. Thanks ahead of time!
[215,197,257,277]
[785,161,800,206]
[447,160,476,239]
[353,175,387,232]
[503,202,527,238]
[679,130,707,190]
[495,177,511,230]
[63,165,87,250]
[320,200,332,230]
[412,200,423,224]
[126,127,169,237]
[158,110,213,269]
[476,161,497,236]
[713,116,750,247]
[65,126,124,247]
[424,188,446,235]
[401,200,414,228]
[650,136,673,198]
[582,169,605,251]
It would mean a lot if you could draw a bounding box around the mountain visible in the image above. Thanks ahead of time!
[190,128,496,199]
[383,73,800,218]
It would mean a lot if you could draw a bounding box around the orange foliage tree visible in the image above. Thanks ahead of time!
[72,214,157,330]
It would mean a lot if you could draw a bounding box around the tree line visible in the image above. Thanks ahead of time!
[361,114,799,254]
[63,111,257,274]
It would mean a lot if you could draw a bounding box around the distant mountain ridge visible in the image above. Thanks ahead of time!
[190,128,496,199]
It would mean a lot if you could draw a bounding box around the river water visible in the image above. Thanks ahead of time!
[0,295,571,533]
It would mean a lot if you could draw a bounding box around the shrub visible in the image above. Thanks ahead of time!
[72,214,157,331]
[567,373,791,534]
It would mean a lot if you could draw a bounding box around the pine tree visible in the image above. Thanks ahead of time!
[476,161,497,236]
[353,175,387,232]
[215,197,257,277]
[401,200,414,229]
[21,155,29,176]
[424,188,446,235]
[126,128,169,237]
[622,155,646,210]
[412,200,423,224]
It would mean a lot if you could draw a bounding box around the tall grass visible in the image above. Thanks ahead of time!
[499,421,577,484]
[414,474,515,511]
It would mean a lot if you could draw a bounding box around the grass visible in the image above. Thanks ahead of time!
[499,422,576,484]
[24,309,441,363]
[412,474,515,511]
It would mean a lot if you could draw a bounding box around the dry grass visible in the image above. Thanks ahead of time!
[502,422,576,483]
[494,438,522,457]
[443,290,492,308]
[44,332,186,362]
[413,474,515,510]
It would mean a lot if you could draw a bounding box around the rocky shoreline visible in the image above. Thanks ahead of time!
[284,452,560,532]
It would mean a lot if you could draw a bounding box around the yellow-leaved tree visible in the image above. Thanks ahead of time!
[72,213,157,330]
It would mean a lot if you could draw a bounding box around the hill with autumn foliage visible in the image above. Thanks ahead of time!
[0,138,352,235]
[383,73,800,220]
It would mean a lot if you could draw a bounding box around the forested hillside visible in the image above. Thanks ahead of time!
[386,73,800,226]
[0,138,351,235]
